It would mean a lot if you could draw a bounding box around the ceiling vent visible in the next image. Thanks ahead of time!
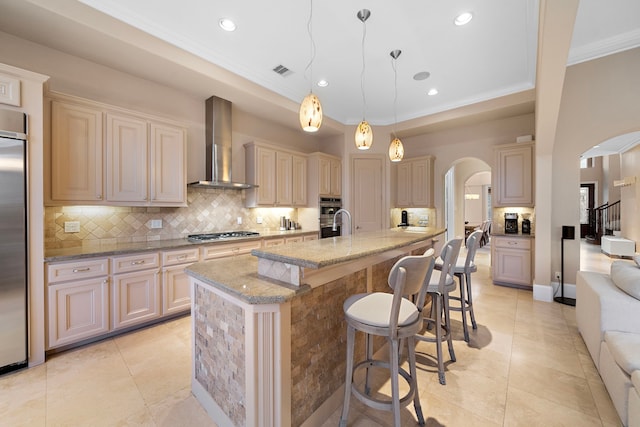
[272,64,293,77]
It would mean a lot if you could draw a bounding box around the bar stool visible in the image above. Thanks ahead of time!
[415,238,462,385]
[340,249,435,427]
[435,230,482,342]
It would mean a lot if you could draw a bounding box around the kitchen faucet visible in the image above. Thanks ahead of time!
[332,208,352,235]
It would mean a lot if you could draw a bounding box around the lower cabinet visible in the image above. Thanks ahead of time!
[491,236,533,287]
[111,269,160,330]
[161,247,199,315]
[47,276,109,348]
[46,258,110,349]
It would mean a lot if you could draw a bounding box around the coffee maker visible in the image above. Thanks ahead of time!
[504,212,518,234]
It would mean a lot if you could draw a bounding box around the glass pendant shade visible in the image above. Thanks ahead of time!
[389,137,404,162]
[355,120,373,150]
[299,93,323,132]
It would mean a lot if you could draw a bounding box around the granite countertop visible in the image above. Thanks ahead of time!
[186,227,444,304]
[186,255,310,304]
[251,227,445,269]
[44,229,319,263]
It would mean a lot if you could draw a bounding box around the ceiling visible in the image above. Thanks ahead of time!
[0,0,639,142]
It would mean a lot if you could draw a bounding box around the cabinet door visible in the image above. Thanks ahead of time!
[150,123,186,205]
[162,264,191,315]
[112,269,160,329]
[255,146,277,205]
[292,154,308,206]
[492,245,531,286]
[330,159,342,197]
[47,277,109,348]
[263,238,285,247]
[276,151,293,206]
[411,158,433,207]
[318,156,332,196]
[395,162,412,207]
[106,113,149,203]
[494,144,534,207]
[50,101,103,202]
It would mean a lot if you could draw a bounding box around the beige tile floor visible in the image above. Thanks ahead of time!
[0,240,623,426]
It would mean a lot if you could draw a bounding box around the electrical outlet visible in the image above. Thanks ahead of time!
[150,219,162,229]
[237,216,243,225]
[555,271,561,280]
[256,217,263,224]
[64,221,80,233]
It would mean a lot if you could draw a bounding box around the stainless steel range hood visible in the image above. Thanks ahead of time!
[188,96,256,189]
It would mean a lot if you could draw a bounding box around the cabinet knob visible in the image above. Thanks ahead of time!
[97,194,102,199]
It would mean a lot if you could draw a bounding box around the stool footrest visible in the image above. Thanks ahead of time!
[350,359,417,411]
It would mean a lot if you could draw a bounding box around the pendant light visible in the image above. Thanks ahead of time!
[354,9,373,150]
[388,49,404,162]
[299,0,323,132]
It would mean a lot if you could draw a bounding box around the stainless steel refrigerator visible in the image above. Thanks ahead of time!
[0,108,28,375]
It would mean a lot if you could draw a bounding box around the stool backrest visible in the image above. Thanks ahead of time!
[388,248,435,297]
[387,248,435,333]
[464,230,483,270]
[436,238,462,293]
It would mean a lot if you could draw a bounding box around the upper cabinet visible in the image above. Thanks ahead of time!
[308,152,342,202]
[493,142,534,207]
[47,94,187,207]
[244,142,308,207]
[394,155,434,208]
[50,101,104,202]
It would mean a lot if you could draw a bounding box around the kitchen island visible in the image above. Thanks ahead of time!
[185,227,445,427]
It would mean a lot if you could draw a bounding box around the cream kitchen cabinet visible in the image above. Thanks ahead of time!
[309,152,342,199]
[106,113,187,206]
[161,247,199,315]
[47,93,187,207]
[111,252,161,330]
[46,258,110,349]
[49,100,104,202]
[493,142,534,207]
[244,142,308,207]
[491,236,533,288]
[395,155,434,207]
[262,235,305,247]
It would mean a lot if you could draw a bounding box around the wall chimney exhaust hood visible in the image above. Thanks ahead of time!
[188,96,256,189]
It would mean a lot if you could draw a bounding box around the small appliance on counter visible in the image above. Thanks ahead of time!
[398,210,410,227]
[521,214,531,234]
[504,212,519,234]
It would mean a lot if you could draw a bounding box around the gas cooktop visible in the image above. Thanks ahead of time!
[187,231,260,242]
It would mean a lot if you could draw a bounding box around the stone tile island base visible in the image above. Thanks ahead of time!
[187,228,444,426]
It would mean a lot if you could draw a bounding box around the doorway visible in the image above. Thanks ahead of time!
[580,183,595,238]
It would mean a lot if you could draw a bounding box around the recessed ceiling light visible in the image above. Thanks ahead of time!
[413,71,431,81]
[428,88,439,96]
[219,18,236,32]
[454,12,473,26]
[317,79,328,87]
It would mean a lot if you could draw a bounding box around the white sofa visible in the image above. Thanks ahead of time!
[577,261,640,426]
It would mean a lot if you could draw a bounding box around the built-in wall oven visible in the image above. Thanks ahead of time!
[319,197,341,238]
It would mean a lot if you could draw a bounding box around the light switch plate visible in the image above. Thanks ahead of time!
[150,219,162,229]
[64,221,80,233]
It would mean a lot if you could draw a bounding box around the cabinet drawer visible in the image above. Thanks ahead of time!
[263,238,285,248]
[111,252,160,274]
[201,240,262,260]
[47,258,109,283]
[493,237,531,250]
[162,248,200,266]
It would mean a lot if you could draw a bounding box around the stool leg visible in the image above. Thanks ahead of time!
[340,325,356,426]
[443,292,456,363]
[466,272,477,330]
[407,336,425,425]
[364,333,373,395]
[457,273,469,342]
[434,293,446,385]
[389,337,401,427]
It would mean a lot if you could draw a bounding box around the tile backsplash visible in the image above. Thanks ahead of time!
[45,188,307,249]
